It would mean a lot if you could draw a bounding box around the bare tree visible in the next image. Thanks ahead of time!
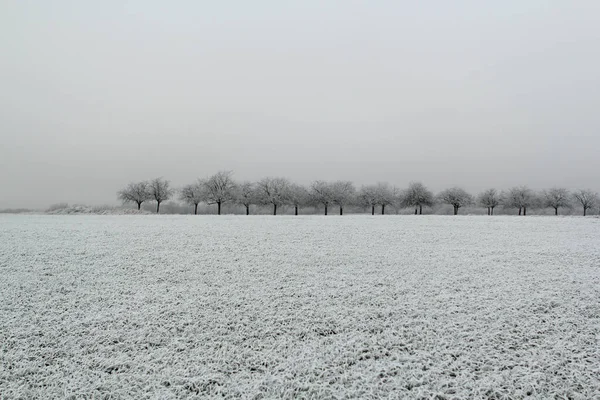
[148,178,173,213]
[179,181,204,215]
[542,188,570,216]
[358,185,379,215]
[402,182,434,215]
[330,181,355,215]
[437,187,473,215]
[117,181,150,210]
[203,171,237,215]
[502,186,537,216]
[375,183,396,215]
[256,177,290,215]
[311,181,334,215]
[572,189,598,216]
[235,181,257,215]
[286,183,310,216]
[477,188,500,215]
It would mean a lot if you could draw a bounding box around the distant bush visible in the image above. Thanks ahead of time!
[47,203,69,212]
[46,204,150,215]
[0,208,34,214]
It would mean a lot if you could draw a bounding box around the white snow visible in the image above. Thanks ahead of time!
[1,215,599,399]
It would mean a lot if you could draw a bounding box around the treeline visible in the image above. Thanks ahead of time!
[117,171,600,216]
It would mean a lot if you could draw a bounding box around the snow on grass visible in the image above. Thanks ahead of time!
[1,215,599,399]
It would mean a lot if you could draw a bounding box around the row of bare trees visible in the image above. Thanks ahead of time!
[118,172,600,216]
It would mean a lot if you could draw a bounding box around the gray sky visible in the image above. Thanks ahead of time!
[1,1,599,209]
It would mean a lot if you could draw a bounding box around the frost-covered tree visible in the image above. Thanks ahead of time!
[477,188,500,215]
[437,187,473,215]
[572,189,598,216]
[286,183,310,216]
[256,177,290,215]
[542,188,570,216]
[179,181,204,215]
[502,186,537,216]
[203,171,237,215]
[148,178,173,213]
[402,182,434,215]
[117,181,150,210]
[311,181,334,215]
[375,183,397,215]
[330,181,355,215]
[235,181,257,215]
[358,185,379,215]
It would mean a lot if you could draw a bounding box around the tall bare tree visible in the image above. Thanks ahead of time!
[330,181,355,215]
[358,185,379,215]
[402,182,434,215]
[437,187,473,215]
[477,188,500,215]
[286,183,310,216]
[117,181,150,210]
[235,181,257,215]
[203,171,237,215]
[542,188,570,216]
[256,177,290,215]
[311,181,334,215]
[148,178,173,213]
[502,186,537,216]
[179,181,204,215]
[572,189,598,216]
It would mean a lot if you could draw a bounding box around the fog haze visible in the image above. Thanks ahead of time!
[1,1,599,209]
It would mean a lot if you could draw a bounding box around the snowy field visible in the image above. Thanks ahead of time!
[1,215,599,399]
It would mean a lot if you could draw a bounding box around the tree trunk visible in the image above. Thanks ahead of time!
[246,205,250,215]
[295,206,298,216]
[137,202,141,210]
[325,205,328,215]
[340,206,343,215]
[554,207,558,216]
[381,204,385,215]
[454,206,458,215]
[156,201,160,213]
[194,203,198,215]
[523,207,527,216]
[415,208,418,215]
[419,205,423,215]
[491,206,494,215]
[518,207,522,216]
[372,205,375,215]
[584,207,587,217]
[273,204,277,216]
[217,201,221,215]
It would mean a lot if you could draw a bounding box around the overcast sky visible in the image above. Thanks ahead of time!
[1,1,599,209]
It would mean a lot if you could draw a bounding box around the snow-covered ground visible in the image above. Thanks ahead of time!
[1,215,599,399]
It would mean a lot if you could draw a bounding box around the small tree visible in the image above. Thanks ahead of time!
[236,181,257,215]
[502,186,537,216]
[375,183,396,215]
[330,181,355,215]
[256,177,290,215]
[358,185,379,215]
[477,188,500,215]
[572,189,598,216]
[179,181,204,215]
[148,178,173,213]
[203,171,237,215]
[543,188,570,216]
[117,181,150,210]
[437,187,473,215]
[286,183,310,216]
[402,182,434,215]
[311,181,334,215]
